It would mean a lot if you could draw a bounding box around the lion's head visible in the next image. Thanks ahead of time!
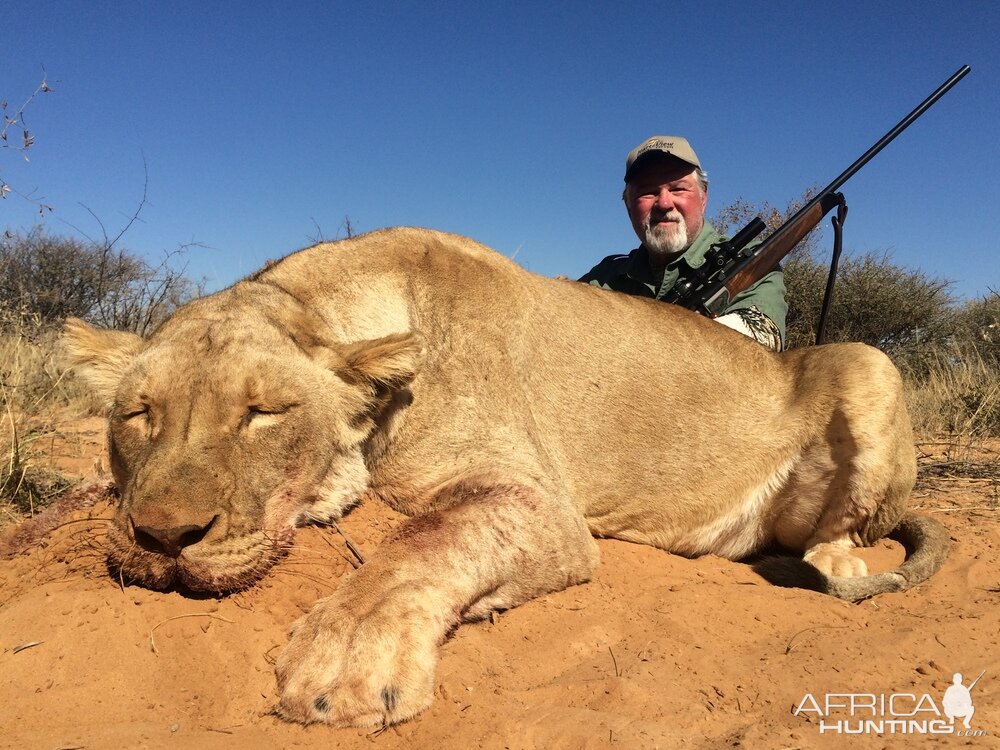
[63,282,424,593]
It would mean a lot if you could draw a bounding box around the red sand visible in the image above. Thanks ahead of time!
[1,437,997,749]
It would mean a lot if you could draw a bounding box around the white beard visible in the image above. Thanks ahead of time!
[643,210,689,260]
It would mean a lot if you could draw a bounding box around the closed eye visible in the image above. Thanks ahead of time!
[120,405,150,422]
[241,404,297,430]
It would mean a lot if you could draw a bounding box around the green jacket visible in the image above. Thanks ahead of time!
[579,221,787,346]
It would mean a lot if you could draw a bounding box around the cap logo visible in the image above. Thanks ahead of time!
[624,135,699,180]
[639,139,674,157]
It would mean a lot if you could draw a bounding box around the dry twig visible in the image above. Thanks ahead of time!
[149,612,235,654]
[332,521,366,566]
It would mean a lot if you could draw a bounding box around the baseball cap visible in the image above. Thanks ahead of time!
[624,136,701,182]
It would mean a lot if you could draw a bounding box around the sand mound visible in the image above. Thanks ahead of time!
[1,480,997,749]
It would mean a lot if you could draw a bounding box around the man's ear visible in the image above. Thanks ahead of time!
[335,331,426,392]
[61,317,143,407]
[622,185,637,225]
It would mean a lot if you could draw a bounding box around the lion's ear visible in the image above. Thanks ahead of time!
[335,331,426,391]
[61,317,143,406]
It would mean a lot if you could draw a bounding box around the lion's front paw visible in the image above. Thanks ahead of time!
[804,543,869,578]
[274,585,445,727]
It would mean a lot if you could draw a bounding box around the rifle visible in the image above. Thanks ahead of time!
[664,65,971,342]
[968,670,986,692]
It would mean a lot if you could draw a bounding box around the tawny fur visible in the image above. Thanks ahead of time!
[62,227,948,728]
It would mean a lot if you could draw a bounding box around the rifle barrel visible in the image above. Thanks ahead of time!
[968,669,986,692]
[822,64,971,197]
[748,65,971,264]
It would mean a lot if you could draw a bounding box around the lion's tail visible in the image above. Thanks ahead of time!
[753,512,950,602]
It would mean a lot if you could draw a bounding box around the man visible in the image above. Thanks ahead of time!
[580,136,786,351]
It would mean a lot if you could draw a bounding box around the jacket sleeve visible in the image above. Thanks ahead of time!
[723,269,788,350]
[578,255,615,287]
[578,254,629,289]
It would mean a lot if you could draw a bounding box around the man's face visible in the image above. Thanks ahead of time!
[625,159,708,266]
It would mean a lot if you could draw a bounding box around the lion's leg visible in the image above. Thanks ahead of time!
[275,476,598,727]
[790,441,912,580]
[779,353,916,580]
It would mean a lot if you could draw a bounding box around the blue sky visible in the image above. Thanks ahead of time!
[2,1,997,299]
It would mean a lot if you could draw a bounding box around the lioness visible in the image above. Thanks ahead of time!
[64,227,948,728]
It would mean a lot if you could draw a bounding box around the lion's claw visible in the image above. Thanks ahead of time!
[275,585,442,727]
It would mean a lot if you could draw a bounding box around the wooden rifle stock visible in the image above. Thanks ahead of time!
[706,193,844,315]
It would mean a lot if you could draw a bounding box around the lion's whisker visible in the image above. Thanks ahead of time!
[268,568,337,590]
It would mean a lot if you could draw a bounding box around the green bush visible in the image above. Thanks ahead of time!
[783,251,954,357]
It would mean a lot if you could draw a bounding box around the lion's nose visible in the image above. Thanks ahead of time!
[132,516,217,558]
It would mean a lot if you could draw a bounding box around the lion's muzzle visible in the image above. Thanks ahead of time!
[132,514,219,558]
[107,504,294,594]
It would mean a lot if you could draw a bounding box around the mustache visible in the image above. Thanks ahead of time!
[645,209,683,228]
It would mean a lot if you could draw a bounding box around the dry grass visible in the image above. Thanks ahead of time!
[0,312,91,530]
[903,346,1000,437]
[913,435,999,514]
[883,345,998,505]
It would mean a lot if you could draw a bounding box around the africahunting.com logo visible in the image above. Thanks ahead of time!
[793,670,988,737]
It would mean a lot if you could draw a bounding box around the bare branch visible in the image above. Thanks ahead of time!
[106,156,149,253]
[306,217,328,244]
[1,71,56,213]
[1,224,203,336]
[0,73,52,149]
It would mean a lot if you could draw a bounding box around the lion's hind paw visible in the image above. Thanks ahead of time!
[803,543,869,578]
